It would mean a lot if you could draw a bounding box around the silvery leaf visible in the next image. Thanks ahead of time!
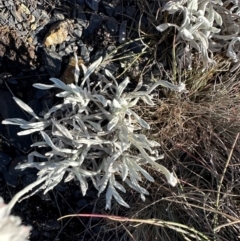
[27,151,47,163]
[74,51,80,85]
[156,23,169,32]
[193,31,209,49]
[92,94,109,106]
[118,77,130,97]
[227,37,240,62]
[187,0,198,13]
[51,119,73,140]
[85,120,102,131]
[81,63,87,75]
[13,97,40,120]
[41,131,77,154]
[129,110,150,129]
[127,97,139,108]
[140,95,154,105]
[112,98,122,109]
[81,57,102,87]
[158,80,187,92]
[128,162,141,181]
[79,169,98,177]
[111,186,129,208]
[230,61,240,72]
[162,1,183,13]
[107,116,119,131]
[214,11,223,26]
[2,118,28,125]
[189,39,200,51]
[50,78,71,92]
[139,147,177,187]
[31,142,48,147]
[125,178,149,195]
[64,172,75,182]
[98,173,111,195]
[131,161,154,182]
[18,128,45,136]
[121,158,129,181]
[55,91,71,98]
[72,167,88,196]
[20,121,51,129]
[105,184,113,210]
[33,83,55,90]
[135,134,159,148]
[77,146,90,166]
[180,28,194,41]
[105,69,116,81]
[74,116,89,137]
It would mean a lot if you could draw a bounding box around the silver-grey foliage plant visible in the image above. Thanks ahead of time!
[156,0,240,71]
[2,54,185,209]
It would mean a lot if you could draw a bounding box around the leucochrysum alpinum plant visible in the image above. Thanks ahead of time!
[2,52,186,209]
[156,0,240,71]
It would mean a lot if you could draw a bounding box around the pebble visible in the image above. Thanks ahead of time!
[119,20,127,43]
[103,1,114,16]
[85,0,100,11]
[87,13,102,34]
[106,18,118,34]
[74,27,83,38]
[81,44,90,62]
[42,48,62,76]
[43,21,69,47]
[76,7,88,28]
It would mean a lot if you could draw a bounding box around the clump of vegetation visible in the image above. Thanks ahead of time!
[2,51,186,210]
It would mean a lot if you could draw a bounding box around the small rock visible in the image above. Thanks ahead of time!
[106,18,118,34]
[73,27,83,38]
[81,44,90,62]
[44,21,69,47]
[42,48,62,76]
[76,7,88,28]
[52,10,65,21]
[64,44,74,55]
[87,14,102,34]
[119,20,127,43]
[103,1,114,16]
[85,0,100,11]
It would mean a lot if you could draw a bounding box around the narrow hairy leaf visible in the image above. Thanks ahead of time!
[13,97,40,120]
[107,117,119,131]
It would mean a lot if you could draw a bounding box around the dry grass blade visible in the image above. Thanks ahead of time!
[58,213,210,241]
[213,132,240,238]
